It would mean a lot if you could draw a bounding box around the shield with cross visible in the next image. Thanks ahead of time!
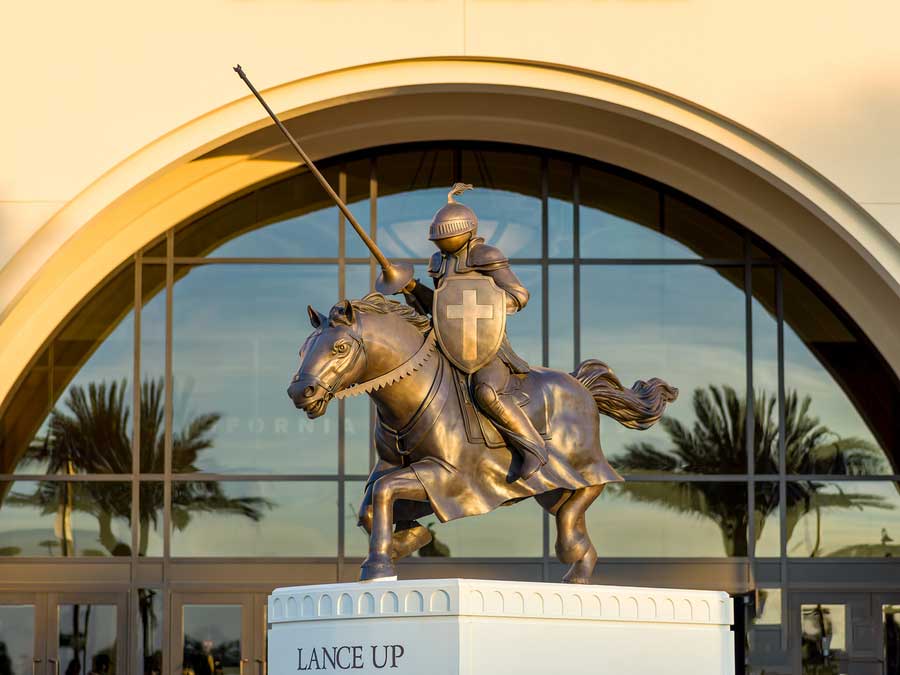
[432,274,507,374]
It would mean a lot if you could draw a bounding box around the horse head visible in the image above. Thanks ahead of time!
[288,293,431,418]
[287,299,367,418]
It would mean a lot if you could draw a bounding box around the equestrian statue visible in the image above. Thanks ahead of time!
[235,65,679,584]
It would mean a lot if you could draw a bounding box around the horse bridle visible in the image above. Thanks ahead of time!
[293,329,368,401]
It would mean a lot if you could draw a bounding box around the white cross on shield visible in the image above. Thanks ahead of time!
[432,275,507,373]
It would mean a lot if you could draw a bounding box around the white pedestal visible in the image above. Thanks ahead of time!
[268,578,734,675]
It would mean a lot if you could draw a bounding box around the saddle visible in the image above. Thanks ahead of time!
[373,357,551,459]
[451,367,551,448]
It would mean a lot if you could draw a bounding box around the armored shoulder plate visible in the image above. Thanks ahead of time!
[427,251,444,277]
[467,241,509,270]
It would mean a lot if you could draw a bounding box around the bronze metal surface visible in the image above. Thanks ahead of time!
[432,274,507,373]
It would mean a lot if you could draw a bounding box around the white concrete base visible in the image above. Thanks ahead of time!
[268,578,734,675]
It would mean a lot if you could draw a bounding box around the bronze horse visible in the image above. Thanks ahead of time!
[288,293,677,583]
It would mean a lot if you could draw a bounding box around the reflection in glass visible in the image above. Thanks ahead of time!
[547,159,573,258]
[581,265,746,473]
[885,605,900,675]
[0,481,131,557]
[3,265,135,475]
[377,149,454,259]
[787,481,900,558]
[0,604,34,675]
[182,605,241,675]
[752,268,779,474]
[138,483,163,557]
[459,150,542,259]
[171,481,336,557]
[172,265,338,474]
[140,264,166,473]
[138,590,162,675]
[548,265,573,372]
[753,589,782,625]
[801,604,846,674]
[755,482,781,557]
[175,169,340,258]
[58,603,118,675]
[783,269,894,475]
[344,159,372,260]
[579,167,659,259]
[586,482,748,556]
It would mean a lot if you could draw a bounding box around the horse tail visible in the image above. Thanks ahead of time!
[572,359,678,430]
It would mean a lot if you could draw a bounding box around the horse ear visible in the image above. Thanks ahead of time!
[307,305,326,328]
[342,299,355,323]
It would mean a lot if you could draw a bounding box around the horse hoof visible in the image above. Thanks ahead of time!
[360,554,396,581]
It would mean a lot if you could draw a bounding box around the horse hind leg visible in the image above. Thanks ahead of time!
[552,485,604,584]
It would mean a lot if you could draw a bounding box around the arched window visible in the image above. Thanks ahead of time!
[1,143,898,563]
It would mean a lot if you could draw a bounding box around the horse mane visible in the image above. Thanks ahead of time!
[349,292,431,334]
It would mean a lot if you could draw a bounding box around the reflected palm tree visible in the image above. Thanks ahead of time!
[613,385,892,556]
[11,378,271,557]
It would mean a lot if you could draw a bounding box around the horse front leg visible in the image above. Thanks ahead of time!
[360,467,428,581]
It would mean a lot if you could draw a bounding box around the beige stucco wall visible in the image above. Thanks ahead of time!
[2,0,900,399]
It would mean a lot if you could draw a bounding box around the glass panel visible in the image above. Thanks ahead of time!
[0,604,35,675]
[754,588,782,625]
[783,268,895,475]
[171,481,337,557]
[755,481,781,557]
[182,605,241,675]
[3,266,135,475]
[581,265,746,474]
[139,264,166,474]
[344,159,372,260]
[138,590,162,675]
[548,265,574,372]
[345,264,372,302]
[58,603,118,675]
[0,481,131,557]
[172,265,338,474]
[662,195,744,259]
[175,169,340,258]
[345,397,372,477]
[787,480,900,557]
[376,149,455,260]
[143,235,166,258]
[591,482,749,556]
[548,159,573,258]
[884,605,900,675]
[801,604,846,674]
[579,167,660,259]
[459,149,542,259]
[138,483,163,557]
[343,480,542,557]
[752,268,780,474]
[506,265,541,367]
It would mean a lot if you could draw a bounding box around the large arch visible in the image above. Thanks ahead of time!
[2,56,899,405]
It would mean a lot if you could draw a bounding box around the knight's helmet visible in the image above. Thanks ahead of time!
[429,183,478,241]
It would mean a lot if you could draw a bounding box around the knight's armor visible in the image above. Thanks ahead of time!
[400,184,548,480]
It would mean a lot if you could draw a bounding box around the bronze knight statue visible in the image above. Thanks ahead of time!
[287,185,678,584]
[235,63,678,585]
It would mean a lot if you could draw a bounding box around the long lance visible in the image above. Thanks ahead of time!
[233,64,414,295]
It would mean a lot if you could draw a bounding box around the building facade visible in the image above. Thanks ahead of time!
[2,4,900,674]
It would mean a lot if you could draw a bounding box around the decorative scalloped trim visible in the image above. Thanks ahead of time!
[334,331,437,400]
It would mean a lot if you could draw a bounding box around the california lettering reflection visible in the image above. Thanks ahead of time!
[297,645,406,670]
